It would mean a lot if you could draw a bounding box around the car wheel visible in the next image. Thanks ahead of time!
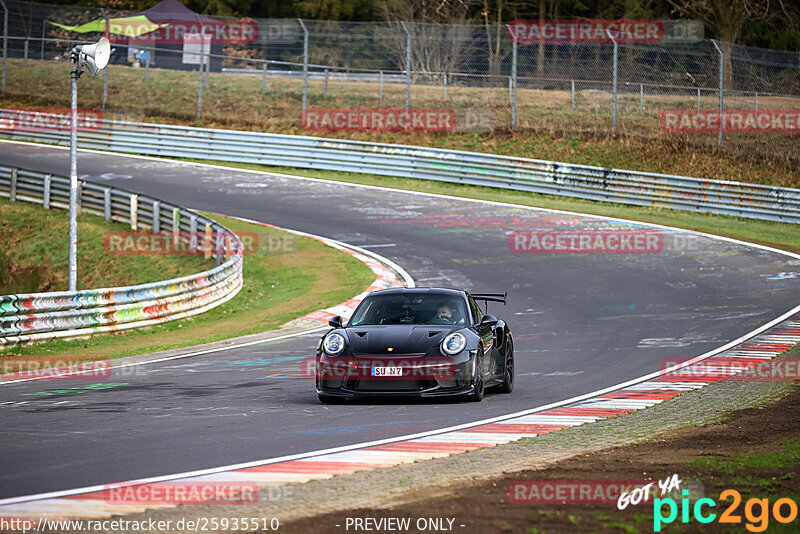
[496,339,514,394]
[467,350,485,402]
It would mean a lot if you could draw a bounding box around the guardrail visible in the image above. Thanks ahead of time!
[1,109,799,224]
[0,165,243,346]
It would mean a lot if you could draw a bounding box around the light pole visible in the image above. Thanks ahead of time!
[68,36,110,291]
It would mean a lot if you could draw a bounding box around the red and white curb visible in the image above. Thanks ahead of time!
[1,315,797,521]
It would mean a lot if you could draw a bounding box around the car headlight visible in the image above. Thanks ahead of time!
[441,332,466,355]
[323,333,346,356]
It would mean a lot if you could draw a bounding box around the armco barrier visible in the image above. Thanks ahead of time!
[1,110,799,224]
[0,165,243,346]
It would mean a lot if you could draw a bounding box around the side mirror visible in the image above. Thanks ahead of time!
[480,314,498,326]
[328,315,343,328]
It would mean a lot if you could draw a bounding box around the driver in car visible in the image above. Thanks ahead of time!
[436,304,455,324]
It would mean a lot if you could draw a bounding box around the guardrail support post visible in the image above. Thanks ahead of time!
[9,167,16,201]
[190,215,197,252]
[43,174,51,209]
[400,22,411,111]
[298,19,309,116]
[103,187,111,220]
[711,39,724,148]
[172,207,180,247]
[225,233,232,262]
[152,200,160,233]
[216,231,224,265]
[130,194,138,231]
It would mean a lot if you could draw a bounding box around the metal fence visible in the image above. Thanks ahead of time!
[2,112,799,224]
[0,0,798,151]
[0,164,244,345]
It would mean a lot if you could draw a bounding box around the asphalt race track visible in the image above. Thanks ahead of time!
[1,142,798,499]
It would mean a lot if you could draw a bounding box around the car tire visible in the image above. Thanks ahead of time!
[467,349,485,402]
[496,338,514,394]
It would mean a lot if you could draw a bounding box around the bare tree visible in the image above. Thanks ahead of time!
[668,0,776,88]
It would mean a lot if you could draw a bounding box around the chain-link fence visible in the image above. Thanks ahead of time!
[1,0,798,160]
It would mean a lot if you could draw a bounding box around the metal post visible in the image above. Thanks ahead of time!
[510,26,517,129]
[23,39,28,67]
[324,68,329,98]
[101,9,109,111]
[298,19,308,115]
[152,200,160,233]
[508,76,512,100]
[43,174,51,209]
[9,168,16,201]
[68,64,79,291]
[261,60,267,93]
[41,21,45,60]
[189,215,197,252]
[711,39,724,147]
[400,22,411,110]
[697,87,701,111]
[571,79,575,109]
[144,50,150,80]
[754,92,758,113]
[1,0,7,93]
[103,187,111,220]
[379,70,383,102]
[196,38,204,121]
[607,31,618,134]
[639,83,643,113]
[443,72,447,100]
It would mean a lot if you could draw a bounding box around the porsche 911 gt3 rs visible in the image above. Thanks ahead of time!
[315,287,513,403]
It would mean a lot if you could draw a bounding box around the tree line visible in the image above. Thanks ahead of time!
[41,0,800,51]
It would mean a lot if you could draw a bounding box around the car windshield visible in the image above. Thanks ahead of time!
[349,293,468,326]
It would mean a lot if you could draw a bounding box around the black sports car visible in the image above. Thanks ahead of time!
[315,287,513,403]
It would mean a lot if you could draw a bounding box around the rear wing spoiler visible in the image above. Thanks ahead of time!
[471,292,507,304]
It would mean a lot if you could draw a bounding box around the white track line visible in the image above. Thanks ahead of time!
[0,139,798,506]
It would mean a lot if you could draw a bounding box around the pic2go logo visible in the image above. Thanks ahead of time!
[654,489,799,532]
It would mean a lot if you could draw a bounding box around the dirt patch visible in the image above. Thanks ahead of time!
[279,384,800,534]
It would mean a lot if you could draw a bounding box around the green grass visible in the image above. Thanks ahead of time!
[688,439,800,473]
[2,58,797,188]
[180,159,800,254]
[0,196,211,293]
[1,209,375,362]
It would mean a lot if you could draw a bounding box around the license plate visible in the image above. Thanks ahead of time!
[371,366,403,377]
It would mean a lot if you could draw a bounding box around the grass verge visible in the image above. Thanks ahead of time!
[2,58,797,187]
[0,209,375,362]
[181,159,800,254]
